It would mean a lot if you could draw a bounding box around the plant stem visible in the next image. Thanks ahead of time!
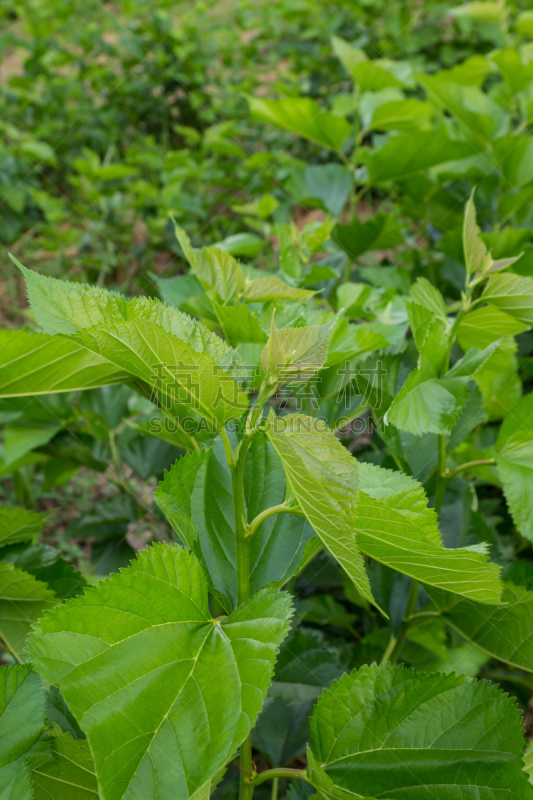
[248,503,305,538]
[248,768,309,788]
[271,777,279,800]
[386,579,419,665]
[379,633,397,665]
[230,431,257,800]
[433,435,447,515]
[445,458,495,480]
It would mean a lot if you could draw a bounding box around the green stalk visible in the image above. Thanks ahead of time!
[248,768,309,788]
[433,434,447,515]
[230,431,256,800]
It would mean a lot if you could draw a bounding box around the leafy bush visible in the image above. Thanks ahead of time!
[3,1,533,798]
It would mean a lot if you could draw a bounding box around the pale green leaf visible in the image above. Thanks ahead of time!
[496,392,533,539]
[463,190,494,275]
[386,343,498,436]
[261,317,339,383]
[476,336,522,420]
[427,581,533,673]
[409,276,448,321]
[0,563,58,662]
[482,273,533,324]
[332,36,409,92]
[0,507,46,547]
[32,726,99,800]
[261,314,286,379]
[385,361,467,436]
[242,275,314,303]
[265,412,375,605]
[0,665,49,800]
[451,1,506,23]
[14,258,242,375]
[192,247,246,304]
[174,225,245,304]
[3,422,63,468]
[368,98,432,131]
[213,302,268,345]
[405,301,449,371]
[0,329,128,397]
[357,461,440,542]
[307,663,533,800]
[27,544,293,800]
[248,96,351,153]
[458,305,528,349]
[354,466,502,604]
[73,315,248,432]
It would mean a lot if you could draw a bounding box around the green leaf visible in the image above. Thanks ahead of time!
[0,563,58,662]
[269,628,344,704]
[493,135,533,189]
[357,461,440,542]
[14,259,242,375]
[213,302,268,345]
[457,305,528,349]
[3,422,63,468]
[3,544,86,601]
[385,361,466,436]
[0,330,129,397]
[419,74,508,147]
[32,726,98,800]
[214,232,264,257]
[332,214,404,260]
[307,663,533,800]
[405,302,449,371]
[367,98,432,131]
[332,36,409,92]
[248,96,351,153]
[386,343,498,436]
[73,315,248,432]
[0,665,49,800]
[451,1,506,23]
[174,225,245,304]
[476,336,522,421]
[265,412,375,606]
[427,581,533,673]
[493,48,533,95]
[242,275,314,303]
[300,163,352,216]
[155,435,315,609]
[495,392,533,540]
[0,507,46,547]
[354,463,502,604]
[261,317,339,383]
[363,127,476,183]
[409,276,448,322]
[481,273,533,324]
[27,544,293,800]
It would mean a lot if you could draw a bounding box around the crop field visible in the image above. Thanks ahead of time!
[2,1,533,798]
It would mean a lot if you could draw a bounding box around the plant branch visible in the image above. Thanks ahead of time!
[248,503,305,538]
[247,768,310,788]
[445,458,495,480]
[230,412,263,800]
